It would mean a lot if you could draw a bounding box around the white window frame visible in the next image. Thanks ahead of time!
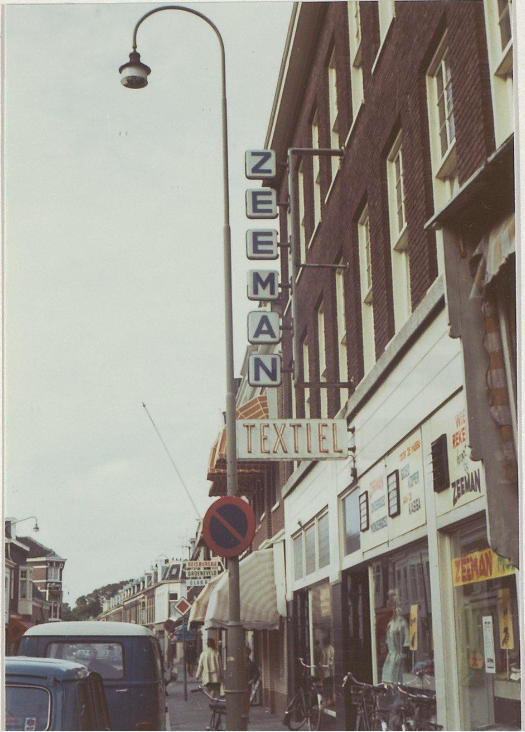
[358,208,376,374]
[484,0,513,146]
[335,267,349,405]
[19,567,32,600]
[387,132,411,332]
[302,336,311,418]
[347,2,364,119]
[317,301,328,417]
[293,532,304,581]
[48,563,61,582]
[311,110,322,234]
[328,48,340,182]
[426,33,459,209]
[298,161,306,267]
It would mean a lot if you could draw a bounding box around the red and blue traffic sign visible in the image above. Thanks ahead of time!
[202,496,256,558]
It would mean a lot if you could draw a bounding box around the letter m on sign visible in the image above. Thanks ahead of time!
[248,354,282,387]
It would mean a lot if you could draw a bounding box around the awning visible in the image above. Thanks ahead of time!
[470,213,515,296]
[204,549,284,631]
[187,572,225,626]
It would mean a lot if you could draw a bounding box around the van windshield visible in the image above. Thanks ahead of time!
[6,685,51,731]
[46,642,124,679]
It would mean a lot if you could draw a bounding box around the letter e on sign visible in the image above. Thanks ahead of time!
[246,230,279,260]
[248,354,282,387]
[246,189,278,219]
[247,270,279,301]
[245,150,276,180]
[247,311,281,344]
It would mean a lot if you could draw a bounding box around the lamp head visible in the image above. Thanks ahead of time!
[119,51,151,89]
[33,521,40,533]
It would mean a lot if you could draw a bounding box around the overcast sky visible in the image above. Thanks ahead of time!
[4,0,292,604]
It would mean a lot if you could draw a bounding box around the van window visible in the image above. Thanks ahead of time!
[46,642,124,679]
[6,685,51,731]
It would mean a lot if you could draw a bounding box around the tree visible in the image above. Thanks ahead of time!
[65,579,133,620]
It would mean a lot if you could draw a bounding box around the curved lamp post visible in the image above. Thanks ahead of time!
[6,515,40,533]
[119,8,246,730]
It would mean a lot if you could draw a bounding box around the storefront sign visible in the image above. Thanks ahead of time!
[246,229,279,260]
[409,604,418,650]
[248,354,282,387]
[247,311,281,344]
[247,270,280,301]
[359,462,388,552]
[386,428,426,539]
[246,188,278,219]
[183,560,223,588]
[482,616,496,673]
[497,588,514,650]
[245,149,276,179]
[237,419,347,460]
[452,548,515,587]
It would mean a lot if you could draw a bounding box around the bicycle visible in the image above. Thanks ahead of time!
[191,685,226,731]
[284,658,325,731]
[389,686,442,731]
[342,671,392,730]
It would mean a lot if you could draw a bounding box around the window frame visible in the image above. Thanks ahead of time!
[335,266,349,406]
[327,46,340,182]
[311,109,322,235]
[358,207,376,374]
[317,301,328,418]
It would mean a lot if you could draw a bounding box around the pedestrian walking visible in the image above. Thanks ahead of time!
[245,646,260,704]
[195,638,222,698]
[186,641,197,677]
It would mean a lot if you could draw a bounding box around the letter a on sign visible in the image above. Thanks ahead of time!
[246,189,278,219]
[248,354,282,387]
[248,311,281,344]
[247,270,279,301]
[245,150,276,180]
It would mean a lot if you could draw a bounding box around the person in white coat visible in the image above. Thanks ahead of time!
[196,638,223,698]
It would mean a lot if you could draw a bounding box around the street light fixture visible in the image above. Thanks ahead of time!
[119,7,246,730]
[6,515,40,533]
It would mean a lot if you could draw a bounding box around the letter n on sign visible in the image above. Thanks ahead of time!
[248,354,281,387]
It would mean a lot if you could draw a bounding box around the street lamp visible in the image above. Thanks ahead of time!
[118,7,246,730]
[6,515,40,533]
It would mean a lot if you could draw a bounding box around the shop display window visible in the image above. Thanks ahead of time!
[372,543,434,690]
[343,489,360,554]
[309,581,336,714]
[452,525,520,730]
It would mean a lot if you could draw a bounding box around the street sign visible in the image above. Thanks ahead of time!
[173,597,192,616]
[247,311,281,344]
[246,189,278,219]
[247,270,280,301]
[245,150,276,179]
[202,496,256,558]
[248,354,282,387]
[246,229,279,260]
[175,624,196,642]
[183,560,223,587]
[237,419,348,460]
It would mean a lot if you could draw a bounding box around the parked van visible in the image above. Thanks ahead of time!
[6,657,110,730]
[18,622,167,731]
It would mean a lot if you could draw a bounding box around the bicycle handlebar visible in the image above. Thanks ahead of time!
[299,657,329,670]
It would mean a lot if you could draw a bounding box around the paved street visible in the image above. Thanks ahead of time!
[167,679,288,731]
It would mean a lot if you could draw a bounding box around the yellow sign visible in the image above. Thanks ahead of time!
[409,604,418,650]
[452,549,515,587]
[497,588,514,650]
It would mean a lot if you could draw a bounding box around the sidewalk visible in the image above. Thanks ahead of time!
[167,679,288,731]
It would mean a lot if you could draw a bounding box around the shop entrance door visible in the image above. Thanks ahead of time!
[344,568,372,683]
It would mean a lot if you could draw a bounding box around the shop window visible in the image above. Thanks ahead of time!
[372,544,434,690]
[294,534,304,582]
[343,489,361,554]
[318,513,330,569]
[310,582,335,714]
[452,525,520,730]
[305,524,316,575]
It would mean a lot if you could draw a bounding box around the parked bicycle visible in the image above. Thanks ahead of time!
[342,672,442,731]
[284,658,326,731]
[191,685,226,731]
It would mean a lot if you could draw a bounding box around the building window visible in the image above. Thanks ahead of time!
[298,161,306,265]
[335,267,349,406]
[484,0,513,146]
[317,302,328,417]
[294,534,304,581]
[48,563,61,581]
[359,492,369,532]
[309,581,335,711]
[426,34,458,207]
[347,2,364,122]
[302,336,311,418]
[378,1,395,46]
[317,513,330,569]
[19,568,32,600]
[358,208,376,374]
[327,47,340,182]
[311,109,321,231]
[305,524,316,575]
[387,132,411,332]
[343,489,361,554]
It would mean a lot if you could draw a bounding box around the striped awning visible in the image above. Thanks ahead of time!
[187,572,225,626]
[204,549,283,631]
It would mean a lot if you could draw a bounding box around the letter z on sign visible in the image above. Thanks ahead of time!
[245,150,276,180]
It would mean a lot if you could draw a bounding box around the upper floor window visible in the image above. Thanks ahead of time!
[484,0,513,146]
[317,301,328,417]
[358,208,376,374]
[302,336,311,418]
[347,2,364,119]
[426,34,458,207]
[298,161,306,264]
[335,266,349,406]
[19,567,32,600]
[293,511,330,581]
[378,0,395,46]
[47,563,61,581]
[327,48,340,181]
[311,110,321,232]
[387,132,411,331]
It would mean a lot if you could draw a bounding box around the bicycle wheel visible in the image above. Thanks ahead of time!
[285,692,307,730]
[306,689,322,731]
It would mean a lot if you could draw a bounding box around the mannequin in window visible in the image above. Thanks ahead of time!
[381,589,409,683]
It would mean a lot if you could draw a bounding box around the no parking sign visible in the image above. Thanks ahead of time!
[202,496,256,558]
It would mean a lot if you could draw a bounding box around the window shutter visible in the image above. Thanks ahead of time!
[431,434,450,492]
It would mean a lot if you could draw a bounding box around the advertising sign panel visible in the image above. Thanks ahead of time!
[237,419,347,460]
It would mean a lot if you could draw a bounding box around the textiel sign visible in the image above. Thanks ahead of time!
[202,496,256,558]
[237,419,348,460]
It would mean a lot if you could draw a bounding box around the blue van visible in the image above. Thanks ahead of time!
[6,656,110,730]
[18,622,167,731]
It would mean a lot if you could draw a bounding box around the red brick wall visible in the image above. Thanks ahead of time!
[273,0,495,431]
